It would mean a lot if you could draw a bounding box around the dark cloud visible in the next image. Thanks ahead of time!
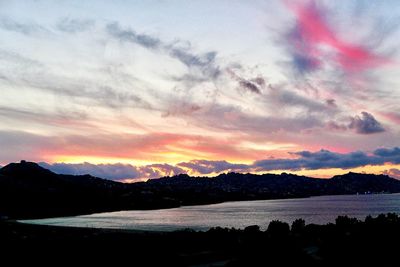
[106,22,161,49]
[228,66,331,113]
[39,162,186,181]
[373,147,400,161]
[170,49,216,69]
[267,84,330,112]
[0,17,46,35]
[227,68,263,94]
[39,162,141,180]
[291,53,321,74]
[57,18,95,33]
[252,77,266,87]
[349,111,385,134]
[106,22,220,80]
[325,99,337,108]
[180,147,400,175]
[238,80,261,94]
[162,102,201,117]
[252,147,400,172]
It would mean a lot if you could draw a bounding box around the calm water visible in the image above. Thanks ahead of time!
[22,194,400,231]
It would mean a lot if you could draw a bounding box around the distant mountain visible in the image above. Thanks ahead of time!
[0,161,130,219]
[1,161,400,219]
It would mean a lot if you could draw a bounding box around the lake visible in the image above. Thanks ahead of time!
[22,193,400,231]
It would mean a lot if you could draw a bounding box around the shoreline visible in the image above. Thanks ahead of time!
[18,191,397,221]
[18,192,400,232]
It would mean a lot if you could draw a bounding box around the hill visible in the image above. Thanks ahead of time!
[1,161,400,219]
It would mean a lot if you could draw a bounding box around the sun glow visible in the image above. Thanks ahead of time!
[284,164,400,179]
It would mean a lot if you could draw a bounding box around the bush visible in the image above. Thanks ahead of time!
[267,220,290,237]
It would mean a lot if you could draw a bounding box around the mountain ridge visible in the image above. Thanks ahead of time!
[1,161,399,219]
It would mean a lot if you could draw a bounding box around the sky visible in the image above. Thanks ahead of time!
[1,0,400,181]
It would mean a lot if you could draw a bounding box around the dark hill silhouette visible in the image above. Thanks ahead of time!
[1,161,400,219]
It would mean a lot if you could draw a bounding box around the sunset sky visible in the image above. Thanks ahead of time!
[1,0,400,181]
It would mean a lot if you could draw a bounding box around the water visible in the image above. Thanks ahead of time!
[22,193,400,231]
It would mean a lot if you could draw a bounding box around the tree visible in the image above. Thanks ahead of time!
[291,218,305,234]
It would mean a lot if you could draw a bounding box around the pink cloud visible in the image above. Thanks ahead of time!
[286,0,388,73]
[380,112,400,125]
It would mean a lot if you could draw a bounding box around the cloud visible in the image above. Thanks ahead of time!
[39,162,185,180]
[142,164,186,177]
[286,24,322,73]
[183,147,400,175]
[106,22,161,49]
[227,67,333,114]
[0,130,277,166]
[31,146,400,180]
[39,162,141,180]
[56,18,95,33]
[380,112,400,125]
[227,68,263,94]
[349,111,385,134]
[253,149,375,171]
[266,84,331,113]
[0,17,46,35]
[5,127,397,177]
[0,130,190,163]
[106,22,220,80]
[326,111,386,134]
[326,121,347,131]
[177,160,249,174]
[373,147,400,161]
[0,106,91,130]
[0,2,398,176]
[184,147,400,174]
[325,99,337,108]
[252,147,400,172]
[239,80,261,94]
[0,50,152,111]
[0,130,59,164]
[186,103,324,135]
[285,0,388,74]
[170,48,217,70]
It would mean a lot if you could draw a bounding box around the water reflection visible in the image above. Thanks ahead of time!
[22,193,400,231]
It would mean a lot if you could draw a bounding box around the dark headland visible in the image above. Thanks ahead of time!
[1,160,400,219]
[2,161,400,266]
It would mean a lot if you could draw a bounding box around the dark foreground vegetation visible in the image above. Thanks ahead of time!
[2,161,400,219]
[2,213,400,266]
